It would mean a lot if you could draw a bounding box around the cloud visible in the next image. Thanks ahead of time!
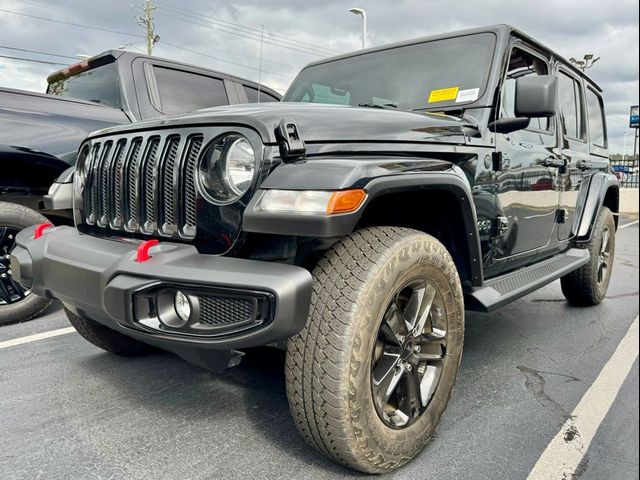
[1,0,638,152]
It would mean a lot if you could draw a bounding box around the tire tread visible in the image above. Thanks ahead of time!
[285,226,463,473]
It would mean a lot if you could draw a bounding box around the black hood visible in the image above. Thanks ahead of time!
[90,102,471,145]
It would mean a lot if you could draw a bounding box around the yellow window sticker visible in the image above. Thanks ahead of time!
[428,87,459,103]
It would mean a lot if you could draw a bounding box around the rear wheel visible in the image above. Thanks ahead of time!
[65,308,155,356]
[0,201,53,326]
[285,227,465,473]
[561,206,616,306]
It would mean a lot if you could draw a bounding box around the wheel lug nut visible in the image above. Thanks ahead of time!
[397,335,405,343]
[406,364,412,371]
[413,345,421,353]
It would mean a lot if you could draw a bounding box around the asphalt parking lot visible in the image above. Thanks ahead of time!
[1,219,638,480]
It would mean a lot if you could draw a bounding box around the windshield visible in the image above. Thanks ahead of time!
[47,62,122,109]
[283,33,496,111]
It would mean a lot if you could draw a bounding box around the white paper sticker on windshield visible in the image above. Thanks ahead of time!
[456,88,480,103]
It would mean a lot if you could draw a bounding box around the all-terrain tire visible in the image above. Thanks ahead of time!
[561,206,616,306]
[0,201,53,325]
[285,227,465,473]
[65,308,155,356]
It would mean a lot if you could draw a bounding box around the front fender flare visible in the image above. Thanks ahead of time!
[243,165,483,285]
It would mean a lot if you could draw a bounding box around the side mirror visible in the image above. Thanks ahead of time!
[515,75,558,118]
[488,117,531,134]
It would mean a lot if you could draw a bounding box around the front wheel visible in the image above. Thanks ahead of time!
[285,227,465,473]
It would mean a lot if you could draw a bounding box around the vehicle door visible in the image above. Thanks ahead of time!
[132,58,234,119]
[555,68,607,240]
[493,44,559,259]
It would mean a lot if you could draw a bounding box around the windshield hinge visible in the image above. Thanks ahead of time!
[276,120,306,162]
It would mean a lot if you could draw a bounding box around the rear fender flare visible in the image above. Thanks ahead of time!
[573,172,619,241]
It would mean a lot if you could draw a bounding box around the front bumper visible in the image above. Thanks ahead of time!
[11,226,312,366]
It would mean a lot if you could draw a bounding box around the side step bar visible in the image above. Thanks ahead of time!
[465,248,590,312]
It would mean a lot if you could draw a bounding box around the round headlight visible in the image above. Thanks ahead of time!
[224,137,255,195]
[199,134,256,204]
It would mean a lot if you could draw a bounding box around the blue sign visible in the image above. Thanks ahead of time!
[631,105,639,128]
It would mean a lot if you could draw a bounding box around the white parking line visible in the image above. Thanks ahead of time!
[527,315,639,479]
[0,327,76,350]
[619,219,639,229]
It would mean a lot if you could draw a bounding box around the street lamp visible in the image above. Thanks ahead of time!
[349,7,367,49]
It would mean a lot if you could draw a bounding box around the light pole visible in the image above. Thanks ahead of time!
[349,7,367,49]
[569,54,600,72]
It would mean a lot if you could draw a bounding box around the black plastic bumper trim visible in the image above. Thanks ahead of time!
[12,226,312,351]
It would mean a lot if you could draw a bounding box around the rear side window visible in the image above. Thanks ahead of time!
[586,88,606,147]
[558,72,585,140]
[243,85,280,103]
[153,67,228,115]
[47,62,122,109]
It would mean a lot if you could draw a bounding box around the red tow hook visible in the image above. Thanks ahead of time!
[136,239,159,262]
[33,223,53,239]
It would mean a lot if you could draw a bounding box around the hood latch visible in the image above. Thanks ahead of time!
[276,120,306,162]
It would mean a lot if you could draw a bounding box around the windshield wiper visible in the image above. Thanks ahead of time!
[358,103,398,109]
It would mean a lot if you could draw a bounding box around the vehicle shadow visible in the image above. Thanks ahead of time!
[79,345,357,477]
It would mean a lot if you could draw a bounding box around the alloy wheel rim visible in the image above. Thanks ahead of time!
[371,278,447,428]
[0,226,30,305]
[597,227,611,285]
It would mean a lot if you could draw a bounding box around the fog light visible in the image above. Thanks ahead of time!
[174,291,191,323]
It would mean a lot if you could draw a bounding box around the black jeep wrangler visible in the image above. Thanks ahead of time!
[11,25,618,473]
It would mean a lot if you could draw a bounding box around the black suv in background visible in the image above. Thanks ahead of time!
[0,50,280,324]
[12,25,618,473]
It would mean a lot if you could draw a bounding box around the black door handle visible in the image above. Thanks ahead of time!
[542,157,566,168]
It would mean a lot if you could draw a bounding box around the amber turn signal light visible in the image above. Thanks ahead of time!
[326,189,366,214]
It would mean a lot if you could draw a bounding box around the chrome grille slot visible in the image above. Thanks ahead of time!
[182,135,203,238]
[141,137,161,233]
[110,140,128,229]
[84,142,102,225]
[81,130,208,240]
[159,136,181,235]
[124,138,143,231]
[97,141,113,227]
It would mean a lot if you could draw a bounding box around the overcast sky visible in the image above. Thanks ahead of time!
[1,0,638,152]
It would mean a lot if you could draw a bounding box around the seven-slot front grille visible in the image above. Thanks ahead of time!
[81,133,205,239]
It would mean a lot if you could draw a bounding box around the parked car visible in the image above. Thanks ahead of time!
[0,50,280,324]
[11,25,619,473]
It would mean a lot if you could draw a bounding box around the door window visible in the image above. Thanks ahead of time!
[502,48,551,131]
[153,67,228,115]
[558,72,585,140]
[586,88,606,147]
